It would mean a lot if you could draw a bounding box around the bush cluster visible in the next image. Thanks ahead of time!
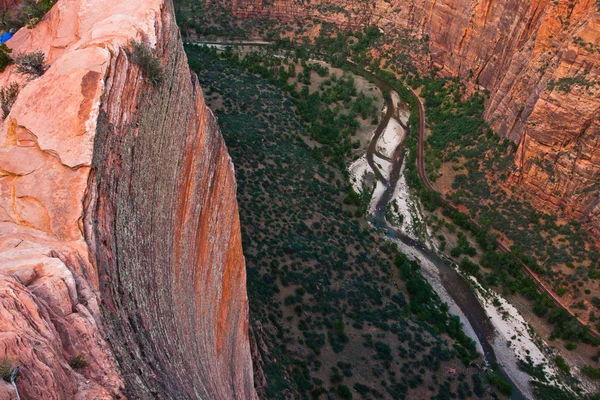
[0,44,12,72]
[129,39,164,86]
[13,50,47,77]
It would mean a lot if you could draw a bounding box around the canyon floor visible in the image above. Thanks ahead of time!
[187,45,503,399]
[175,2,600,399]
[182,41,595,399]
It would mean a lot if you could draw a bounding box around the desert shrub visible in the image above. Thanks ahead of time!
[0,81,19,118]
[554,356,570,374]
[583,365,600,380]
[330,367,343,383]
[129,39,163,86]
[565,342,577,351]
[0,44,12,72]
[589,270,600,280]
[532,299,548,317]
[0,356,14,382]
[460,258,480,275]
[13,50,47,77]
[68,354,89,370]
[354,382,371,396]
[472,373,485,398]
[337,384,353,399]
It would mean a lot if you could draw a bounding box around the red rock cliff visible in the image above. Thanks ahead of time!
[215,0,600,235]
[0,0,255,398]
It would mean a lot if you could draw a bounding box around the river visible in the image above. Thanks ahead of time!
[361,69,527,399]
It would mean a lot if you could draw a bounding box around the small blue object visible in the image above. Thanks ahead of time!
[0,32,14,44]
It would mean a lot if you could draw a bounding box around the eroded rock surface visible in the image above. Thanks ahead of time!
[0,0,255,398]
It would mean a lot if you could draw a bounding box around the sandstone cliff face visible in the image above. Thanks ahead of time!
[0,0,255,398]
[215,0,600,234]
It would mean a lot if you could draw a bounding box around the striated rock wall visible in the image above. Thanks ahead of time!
[213,0,600,234]
[0,0,255,398]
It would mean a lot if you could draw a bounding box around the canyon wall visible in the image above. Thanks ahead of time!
[0,0,255,398]
[214,0,600,234]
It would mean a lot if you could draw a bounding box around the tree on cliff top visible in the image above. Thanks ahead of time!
[128,39,164,87]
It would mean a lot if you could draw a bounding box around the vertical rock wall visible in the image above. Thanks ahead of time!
[0,0,256,398]
[89,1,256,398]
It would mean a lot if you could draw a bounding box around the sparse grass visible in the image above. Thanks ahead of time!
[128,39,164,86]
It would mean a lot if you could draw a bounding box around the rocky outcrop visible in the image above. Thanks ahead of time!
[0,0,255,398]
[213,0,600,235]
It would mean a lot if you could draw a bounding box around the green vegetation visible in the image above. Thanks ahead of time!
[175,0,600,394]
[3,0,56,30]
[574,35,600,54]
[186,43,493,399]
[191,46,378,169]
[532,381,584,400]
[128,39,164,86]
[548,74,596,93]
[554,355,570,374]
[0,356,14,382]
[68,354,89,370]
[583,365,600,380]
[486,365,512,397]
[404,74,599,345]
[0,44,12,73]
[565,342,578,351]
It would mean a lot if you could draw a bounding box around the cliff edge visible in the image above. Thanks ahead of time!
[0,0,255,398]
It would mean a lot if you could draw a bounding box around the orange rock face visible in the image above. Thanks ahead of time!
[0,0,255,398]
[217,0,600,235]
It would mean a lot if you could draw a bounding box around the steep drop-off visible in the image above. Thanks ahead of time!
[212,0,600,236]
[0,0,255,398]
